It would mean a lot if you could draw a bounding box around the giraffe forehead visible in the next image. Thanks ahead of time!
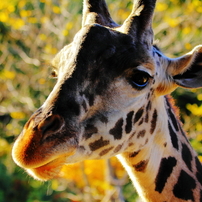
[53,24,155,81]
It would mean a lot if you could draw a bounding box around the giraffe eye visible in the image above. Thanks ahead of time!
[130,70,151,89]
[50,70,58,79]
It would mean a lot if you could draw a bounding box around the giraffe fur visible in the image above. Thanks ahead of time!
[12,0,202,201]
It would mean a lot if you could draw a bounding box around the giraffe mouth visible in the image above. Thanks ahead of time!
[12,120,78,181]
[12,131,77,181]
[26,152,75,181]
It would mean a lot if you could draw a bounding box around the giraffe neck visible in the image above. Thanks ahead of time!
[118,95,202,202]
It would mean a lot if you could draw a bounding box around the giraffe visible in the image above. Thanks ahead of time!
[12,0,202,201]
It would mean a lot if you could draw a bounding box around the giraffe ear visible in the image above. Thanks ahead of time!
[169,45,202,88]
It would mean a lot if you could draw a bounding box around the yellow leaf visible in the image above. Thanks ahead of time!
[38,78,46,85]
[185,43,192,50]
[196,134,202,141]
[28,17,37,24]
[197,94,202,101]
[0,12,9,22]
[66,22,73,30]
[51,180,59,190]
[165,17,179,28]
[0,70,15,80]
[18,0,26,9]
[40,16,48,24]
[196,123,202,132]
[197,7,202,13]
[187,104,202,116]
[183,27,191,35]
[198,156,202,163]
[10,111,26,119]
[0,138,10,156]
[156,2,168,12]
[62,30,69,36]
[10,18,25,29]
[7,4,15,12]
[20,10,32,17]
[52,6,60,14]
[39,33,47,41]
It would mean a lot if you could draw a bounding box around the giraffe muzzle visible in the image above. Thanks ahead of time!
[12,113,67,169]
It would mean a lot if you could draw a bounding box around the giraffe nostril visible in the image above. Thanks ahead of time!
[38,114,64,135]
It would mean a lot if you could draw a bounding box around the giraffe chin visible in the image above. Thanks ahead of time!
[26,155,73,181]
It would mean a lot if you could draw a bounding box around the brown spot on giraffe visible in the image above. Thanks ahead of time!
[109,118,123,140]
[89,137,109,151]
[155,157,177,193]
[114,144,123,153]
[129,150,140,158]
[134,107,144,124]
[137,130,146,138]
[168,121,179,150]
[83,124,98,140]
[181,143,193,171]
[150,109,157,134]
[99,146,114,156]
[144,138,148,145]
[145,112,149,123]
[133,160,148,172]
[138,118,144,126]
[146,101,152,111]
[173,170,196,201]
[125,111,134,134]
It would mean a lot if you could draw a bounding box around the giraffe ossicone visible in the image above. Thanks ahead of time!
[12,0,202,201]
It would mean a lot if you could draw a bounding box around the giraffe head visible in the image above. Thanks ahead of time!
[12,0,202,181]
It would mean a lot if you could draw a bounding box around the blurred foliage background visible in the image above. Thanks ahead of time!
[0,0,202,201]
